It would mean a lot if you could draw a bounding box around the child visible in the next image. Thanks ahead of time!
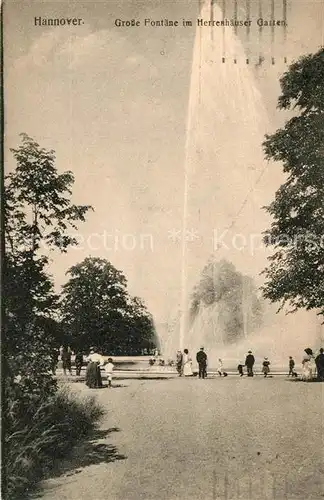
[104,358,114,388]
[262,357,271,377]
[217,358,223,376]
[218,359,227,377]
[237,364,244,377]
[288,356,295,377]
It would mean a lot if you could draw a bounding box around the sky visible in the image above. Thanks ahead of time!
[4,0,324,335]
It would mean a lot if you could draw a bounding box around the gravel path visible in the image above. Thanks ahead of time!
[36,377,324,500]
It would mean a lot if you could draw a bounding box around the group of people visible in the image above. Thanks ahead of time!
[54,345,324,385]
[238,351,271,378]
[302,347,324,381]
[55,346,115,388]
[85,349,115,389]
[175,347,227,379]
[174,347,324,381]
[84,349,115,388]
[57,346,85,376]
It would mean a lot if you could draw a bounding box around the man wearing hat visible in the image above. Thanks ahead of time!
[196,347,208,379]
[315,348,324,381]
[245,350,255,377]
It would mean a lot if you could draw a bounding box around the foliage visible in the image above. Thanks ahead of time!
[190,259,262,343]
[5,133,91,255]
[60,257,158,354]
[262,49,324,316]
[3,386,104,499]
[4,133,92,356]
[3,134,92,496]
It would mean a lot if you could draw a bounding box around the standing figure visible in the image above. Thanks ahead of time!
[75,351,84,376]
[85,360,103,388]
[176,350,183,376]
[315,348,324,381]
[86,348,105,366]
[182,349,193,377]
[61,346,72,376]
[50,348,59,376]
[302,348,314,381]
[217,358,228,377]
[237,364,244,377]
[196,347,207,379]
[217,358,223,377]
[245,351,255,377]
[104,357,114,388]
[262,357,271,377]
[85,348,104,388]
[288,356,295,377]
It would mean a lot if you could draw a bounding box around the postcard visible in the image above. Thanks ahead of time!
[3,1,324,499]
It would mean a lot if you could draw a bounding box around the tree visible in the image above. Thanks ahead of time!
[262,49,324,317]
[60,257,157,354]
[5,133,91,254]
[4,133,92,380]
[190,259,262,343]
[3,134,93,500]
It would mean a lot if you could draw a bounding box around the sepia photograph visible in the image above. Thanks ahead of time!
[2,0,324,499]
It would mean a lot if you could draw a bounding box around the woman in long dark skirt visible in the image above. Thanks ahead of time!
[85,361,103,388]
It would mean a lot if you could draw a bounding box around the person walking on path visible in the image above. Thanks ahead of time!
[85,360,103,388]
[245,351,255,377]
[196,347,207,379]
[104,357,114,388]
[262,357,271,377]
[85,348,104,388]
[217,358,223,377]
[176,350,183,376]
[315,348,324,381]
[61,346,72,376]
[217,358,228,377]
[86,347,105,366]
[75,351,84,376]
[288,356,295,376]
[302,348,315,381]
[50,347,59,376]
[182,349,193,377]
[237,363,244,377]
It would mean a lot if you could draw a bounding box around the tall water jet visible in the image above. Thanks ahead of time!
[176,0,275,356]
[168,0,321,362]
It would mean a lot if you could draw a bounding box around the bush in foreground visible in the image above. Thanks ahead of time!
[4,386,105,499]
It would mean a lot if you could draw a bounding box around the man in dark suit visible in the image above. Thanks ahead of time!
[315,348,324,381]
[196,347,207,379]
[75,351,84,376]
[245,350,255,377]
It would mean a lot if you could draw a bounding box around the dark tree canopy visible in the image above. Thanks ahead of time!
[262,49,324,316]
[5,133,91,255]
[60,257,158,355]
[4,134,92,377]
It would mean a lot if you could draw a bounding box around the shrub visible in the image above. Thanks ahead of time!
[3,385,105,499]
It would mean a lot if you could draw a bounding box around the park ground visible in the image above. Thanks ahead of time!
[35,376,323,500]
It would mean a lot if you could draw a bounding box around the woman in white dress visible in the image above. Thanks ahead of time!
[302,348,315,381]
[182,349,193,377]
